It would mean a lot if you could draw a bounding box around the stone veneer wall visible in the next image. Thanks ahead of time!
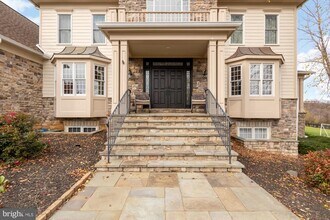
[0,49,62,129]
[231,99,299,155]
[298,112,306,138]
[192,59,207,98]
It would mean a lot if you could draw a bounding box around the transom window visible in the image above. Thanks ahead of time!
[231,14,244,44]
[59,14,71,44]
[93,15,106,44]
[146,0,190,22]
[239,127,269,140]
[250,64,274,96]
[62,63,86,95]
[230,66,242,96]
[94,65,105,96]
[265,15,278,44]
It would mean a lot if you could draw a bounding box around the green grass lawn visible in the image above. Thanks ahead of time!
[305,126,330,137]
[298,126,330,154]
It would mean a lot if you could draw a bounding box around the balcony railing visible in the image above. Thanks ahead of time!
[108,7,229,23]
[126,11,210,22]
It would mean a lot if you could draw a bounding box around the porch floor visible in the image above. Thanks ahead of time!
[50,171,299,220]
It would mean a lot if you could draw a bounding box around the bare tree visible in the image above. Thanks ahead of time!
[299,0,330,97]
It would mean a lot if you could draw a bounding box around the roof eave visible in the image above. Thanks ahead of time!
[225,55,285,64]
[51,54,111,64]
[0,34,48,59]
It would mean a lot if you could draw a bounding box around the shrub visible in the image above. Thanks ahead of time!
[0,175,8,193]
[0,112,46,162]
[299,136,330,154]
[303,149,330,195]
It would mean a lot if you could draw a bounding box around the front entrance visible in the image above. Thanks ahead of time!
[144,59,192,108]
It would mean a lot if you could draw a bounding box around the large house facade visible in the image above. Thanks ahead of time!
[5,0,307,155]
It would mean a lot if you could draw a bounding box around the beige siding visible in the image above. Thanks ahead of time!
[224,5,297,99]
[40,5,113,98]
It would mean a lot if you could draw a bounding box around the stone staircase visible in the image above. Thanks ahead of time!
[96,110,244,172]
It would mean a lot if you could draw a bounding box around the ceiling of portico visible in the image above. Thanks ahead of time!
[128,40,209,58]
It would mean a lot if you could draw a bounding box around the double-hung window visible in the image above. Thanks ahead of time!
[250,64,274,96]
[93,15,105,44]
[59,14,71,44]
[94,65,105,96]
[231,14,244,44]
[230,66,242,96]
[146,0,190,22]
[62,63,86,96]
[265,15,278,44]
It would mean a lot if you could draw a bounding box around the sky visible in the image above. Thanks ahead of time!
[1,0,329,101]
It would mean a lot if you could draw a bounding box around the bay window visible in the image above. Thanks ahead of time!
[94,65,105,96]
[230,66,242,96]
[62,63,86,95]
[249,64,274,96]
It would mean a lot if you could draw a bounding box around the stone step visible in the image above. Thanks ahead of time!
[119,126,217,134]
[123,120,214,127]
[115,133,222,142]
[104,140,226,150]
[95,159,244,172]
[126,113,209,121]
[99,149,238,161]
[149,109,193,113]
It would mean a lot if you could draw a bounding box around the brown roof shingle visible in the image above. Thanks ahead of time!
[0,2,39,51]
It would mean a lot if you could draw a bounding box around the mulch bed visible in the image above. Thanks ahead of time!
[233,144,330,220]
[0,131,106,214]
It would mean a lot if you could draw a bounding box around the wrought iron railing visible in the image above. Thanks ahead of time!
[205,89,232,164]
[106,89,131,163]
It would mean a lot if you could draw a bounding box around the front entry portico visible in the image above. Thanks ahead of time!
[98,22,240,111]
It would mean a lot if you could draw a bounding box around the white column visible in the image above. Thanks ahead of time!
[298,76,305,112]
[120,40,129,97]
[208,40,217,97]
[217,41,226,107]
[111,41,120,109]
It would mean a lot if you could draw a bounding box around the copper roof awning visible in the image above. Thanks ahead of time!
[226,47,285,64]
[51,46,111,63]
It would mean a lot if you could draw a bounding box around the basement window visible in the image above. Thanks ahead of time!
[67,126,98,133]
[238,127,269,140]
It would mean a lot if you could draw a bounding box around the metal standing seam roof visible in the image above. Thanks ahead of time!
[226,47,285,61]
[53,46,110,60]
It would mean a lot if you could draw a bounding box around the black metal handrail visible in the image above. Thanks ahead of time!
[205,89,233,164]
[106,89,131,163]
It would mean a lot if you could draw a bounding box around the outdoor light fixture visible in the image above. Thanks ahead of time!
[128,69,133,78]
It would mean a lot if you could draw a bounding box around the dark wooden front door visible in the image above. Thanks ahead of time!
[151,69,185,108]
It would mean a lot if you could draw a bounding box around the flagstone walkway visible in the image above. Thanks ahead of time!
[50,172,299,220]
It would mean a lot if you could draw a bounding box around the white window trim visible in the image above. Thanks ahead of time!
[229,65,242,97]
[264,14,280,46]
[93,64,106,97]
[92,14,106,45]
[238,127,270,140]
[66,126,99,133]
[147,0,191,11]
[249,63,275,97]
[57,13,73,45]
[61,62,86,96]
[230,14,245,45]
